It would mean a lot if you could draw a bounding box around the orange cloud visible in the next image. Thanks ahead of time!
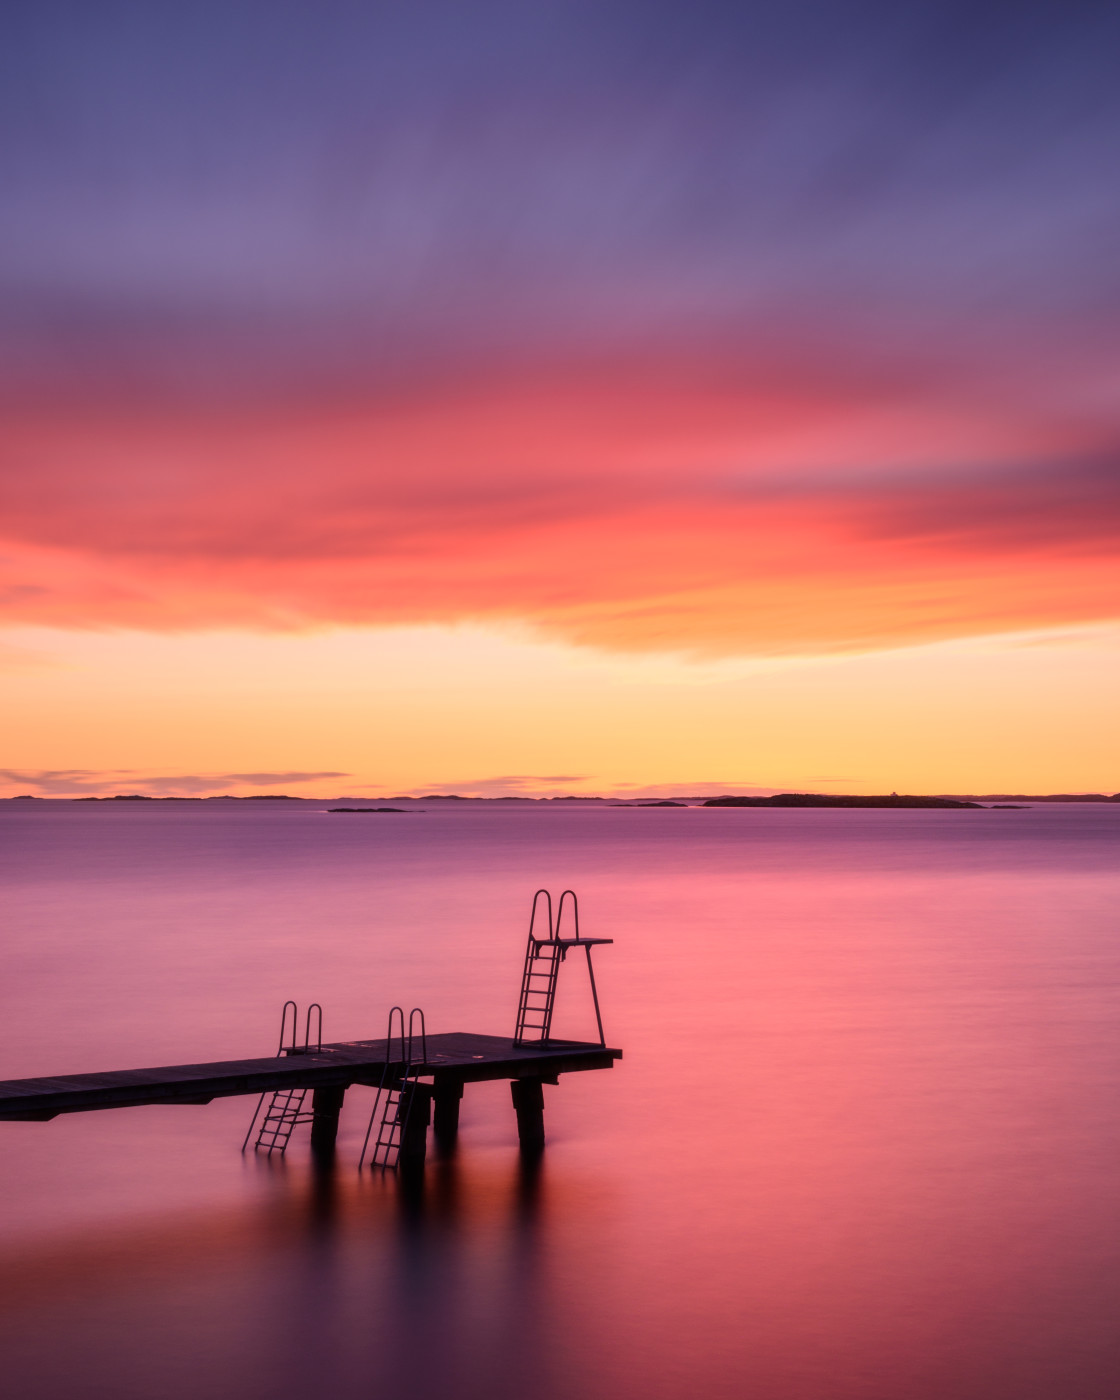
[2,362,1117,654]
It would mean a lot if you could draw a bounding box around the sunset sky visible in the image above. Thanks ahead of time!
[2,0,1118,797]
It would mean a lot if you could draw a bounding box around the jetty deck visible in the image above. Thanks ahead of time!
[0,1034,620,1122]
[0,889,619,1164]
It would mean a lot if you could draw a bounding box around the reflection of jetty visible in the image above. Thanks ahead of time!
[0,890,620,1170]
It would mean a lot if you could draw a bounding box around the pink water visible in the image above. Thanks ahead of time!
[2,800,1119,1399]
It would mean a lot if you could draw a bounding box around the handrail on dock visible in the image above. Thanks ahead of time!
[556,888,579,943]
[299,1003,323,1055]
[385,1005,405,1066]
[277,1000,299,1055]
[408,1007,427,1068]
[529,888,553,944]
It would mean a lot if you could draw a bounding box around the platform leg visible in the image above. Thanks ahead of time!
[511,1078,546,1155]
[400,1083,431,1173]
[433,1081,463,1155]
[310,1085,346,1158]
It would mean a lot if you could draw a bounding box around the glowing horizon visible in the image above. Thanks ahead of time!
[3,620,1118,799]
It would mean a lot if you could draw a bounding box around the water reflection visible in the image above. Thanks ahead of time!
[358,1153,552,1400]
[249,1145,555,1400]
[0,1149,561,1400]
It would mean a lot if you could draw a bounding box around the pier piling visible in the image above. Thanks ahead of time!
[399,1082,431,1172]
[310,1085,346,1157]
[511,1077,546,1155]
[433,1081,463,1154]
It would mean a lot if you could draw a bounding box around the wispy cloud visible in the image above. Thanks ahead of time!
[401,775,591,798]
[603,781,776,799]
[0,769,348,797]
[0,635,58,672]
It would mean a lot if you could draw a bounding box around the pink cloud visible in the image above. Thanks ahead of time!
[1,361,1117,654]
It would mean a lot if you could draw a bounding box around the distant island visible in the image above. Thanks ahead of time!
[4,790,1117,806]
[327,807,408,814]
[703,794,983,809]
[947,793,1120,803]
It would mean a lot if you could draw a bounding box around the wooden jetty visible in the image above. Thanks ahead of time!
[0,1033,621,1162]
[0,888,620,1168]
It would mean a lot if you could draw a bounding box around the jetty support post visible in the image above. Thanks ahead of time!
[400,1082,432,1173]
[310,1085,346,1158]
[433,1080,464,1155]
[510,1077,552,1155]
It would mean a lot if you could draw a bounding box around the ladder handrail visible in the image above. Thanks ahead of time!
[555,889,580,942]
[304,1003,323,1054]
[528,888,553,944]
[277,1000,298,1054]
[385,1005,405,1067]
[408,1007,427,1068]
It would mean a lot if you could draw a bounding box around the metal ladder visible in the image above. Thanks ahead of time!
[514,890,560,1043]
[513,889,612,1047]
[359,1007,428,1170]
[242,1001,323,1155]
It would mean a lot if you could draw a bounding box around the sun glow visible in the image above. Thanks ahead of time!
[2,622,1117,798]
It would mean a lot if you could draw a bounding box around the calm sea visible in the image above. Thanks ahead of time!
[2,799,1119,1399]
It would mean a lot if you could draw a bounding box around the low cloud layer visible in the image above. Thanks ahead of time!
[1,371,1117,656]
[0,769,349,797]
[400,775,591,798]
